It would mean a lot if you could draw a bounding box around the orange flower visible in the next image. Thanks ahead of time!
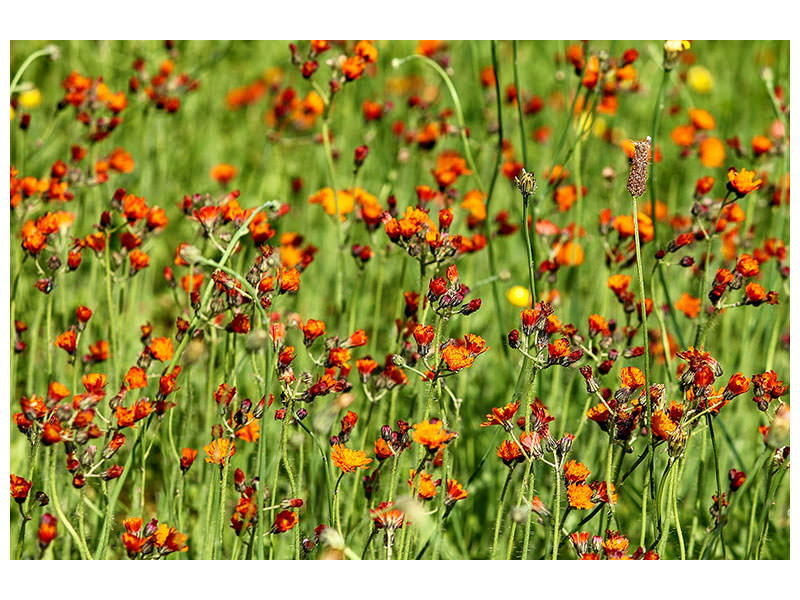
[331,444,372,473]
[408,469,438,500]
[751,135,771,157]
[154,523,189,553]
[235,417,260,443]
[651,410,676,440]
[699,137,725,167]
[620,366,645,390]
[210,163,237,185]
[607,274,631,295]
[55,330,77,354]
[496,440,524,466]
[204,438,236,465]
[671,125,696,147]
[342,56,365,81]
[412,419,457,451]
[272,509,299,533]
[567,484,594,509]
[563,460,590,484]
[688,108,716,130]
[149,337,174,362]
[674,293,701,318]
[441,344,474,371]
[554,240,584,266]
[480,402,520,429]
[10,474,32,503]
[180,447,198,472]
[354,40,378,63]
[445,479,468,506]
[727,167,763,197]
[371,501,405,530]
[38,513,58,549]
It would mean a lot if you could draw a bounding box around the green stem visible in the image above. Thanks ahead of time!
[48,447,92,559]
[491,467,514,559]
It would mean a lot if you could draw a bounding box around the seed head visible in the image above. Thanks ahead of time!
[514,168,537,198]
[626,137,651,198]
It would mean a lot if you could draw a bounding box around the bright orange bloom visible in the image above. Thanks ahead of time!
[409,470,438,500]
[55,330,77,354]
[124,366,148,389]
[651,410,677,440]
[301,318,326,343]
[727,167,763,197]
[671,124,696,147]
[445,479,468,505]
[620,366,645,390]
[149,337,174,362]
[688,108,716,130]
[38,513,57,549]
[441,344,474,371]
[272,510,299,533]
[204,438,236,465]
[355,40,378,63]
[563,460,590,484]
[555,240,584,266]
[567,484,594,509]
[210,163,237,185]
[154,523,189,553]
[412,419,457,451]
[699,137,725,167]
[371,501,405,530]
[342,56,365,81]
[607,274,631,295]
[480,402,520,429]
[497,440,523,466]
[331,444,372,473]
[675,293,701,318]
[180,447,198,472]
[10,474,32,503]
[735,254,760,278]
[235,417,260,443]
[751,135,771,156]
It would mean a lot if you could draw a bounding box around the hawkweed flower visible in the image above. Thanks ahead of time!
[726,167,763,198]
[272,510,299,534]
[480,402,520,431]
[331,444,372,473]
[10,474,32,504]
[444,479,468,509]
[38,513,57,550]
[180,448,198,473]
[412,419,457,452]
[204,438,236,466]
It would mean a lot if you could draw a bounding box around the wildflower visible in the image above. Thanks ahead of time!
[154,523,189,553]
[729,469,747,492]
[689,108,716,130]
[55,329,77,354]
[210,163,237,185]
[445,479,468,507]
[619,366,645,390]
[38,513,58,550]
[371,501,405,530]
[480,402,520,430]
[568,484,594,509]
[675,293,701,318]
[412,419,457,451]
[149,337,174,362]
[408,470,438,500]
[331,444,372,473]
[10,474,32,503]
[687,65,714,93]
[651,410,677,440]
[563,460,590,484]
[180,448,198,473]
[204,438,236,465]
[699,137,726,167]
[272,510,299,533]
[497,440,524,466]
[727,167,763,197]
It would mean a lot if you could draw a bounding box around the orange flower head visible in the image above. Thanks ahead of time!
[699,137,725,167]
[272,509,299,533]
[408,470,438,500]
[567,484,594,509]
[675,293,701,318]
[445,479,468,505]
[412,419,457,451]
[480,401,520,429]
[497,440,524,466]
[147,337,173,362]
[210,163,237,185]
[331,444,372,474]
[688,108,716,130]
[10,474,32,503]
[620,366,645,390]
[563,460,591,484]
[727,167,763,197]
[204,438,236,465]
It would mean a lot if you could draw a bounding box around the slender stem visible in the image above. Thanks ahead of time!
[10,45,58,94]
[671,460,686,559]
[491,467,514,559]
[551,454,561,560]
[705,414,726,558]
[48,447,92,560]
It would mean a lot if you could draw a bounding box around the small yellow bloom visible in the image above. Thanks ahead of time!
[592,116,608,138]
[506,285,530,308]
[18,88,42,109]
[687,65,713,94]
[10,105,14,120]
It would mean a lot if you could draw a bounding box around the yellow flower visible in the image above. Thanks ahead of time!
[506,285,530,308]
[10,105,14,120]
[18,88,42,108]
[687,65,713,94]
